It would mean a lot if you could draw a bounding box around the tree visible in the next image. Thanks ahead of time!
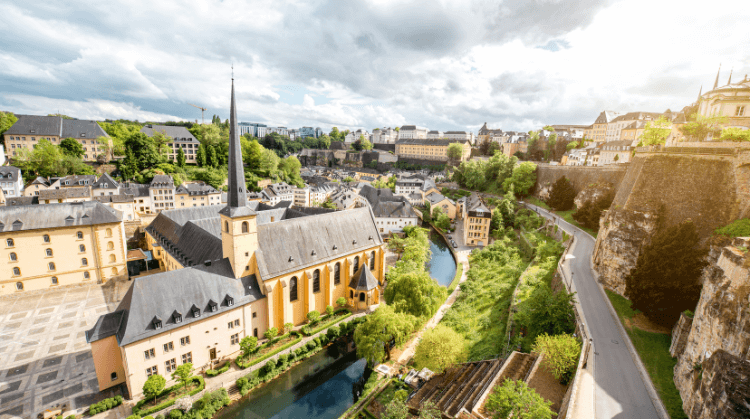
[546,176,576,211]
[321,199,337,210]
[143,374,166,405]
[171,363,193,392]
[353,305,417,364]
[59,138,84,158]
[176,147,186,167]
[640,116,672,146]
[572,190,614,229]
[485,379,554,419]
[307,310,321,323]
[419,401,442,419]
[413,324,467,373]
[264,327,279,340]
[678,114,726,142]
[206,145,219,168]
[382,398,409,419]
[720,127,750,142]
[526,131,544,161]
[431,206,451,231]
[240,336,258,356]
[325,305,334,316]
[343,176,355,183]
[120,148,139,180]
[329,127,342,141]
[566,141,579,151]
[352,135,373,151]
[0,111,18,143]
[123,132,165,171]
[516,288,576,344]
[196,144,207,167]
[502,161,537,196]
[446,142,464,165]
[532,333,581,384]
[283,322,293,335]
[384,269,446,318]
[624,220,708,327]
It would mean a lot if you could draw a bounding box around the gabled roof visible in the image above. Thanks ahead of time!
[0,202,120,232]
[140,125,198,142]
[425,191,455,206]
[175,182,220,196]
[594,110,619,124]
[0,166,21,182]
[4,115,63,136]
[39,186,91,200]
[92,173,119,189]
[61,119,109,139]
[150,175,174,187]
[349,263,379,291]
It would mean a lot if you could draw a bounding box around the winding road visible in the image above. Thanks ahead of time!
[525,203,661,419]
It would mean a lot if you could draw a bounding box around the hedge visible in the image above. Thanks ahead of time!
[132,376,205,416]
[235,332,302,369]
[88,395,124,415]
[300,309,352,336]
[205,361,230,377]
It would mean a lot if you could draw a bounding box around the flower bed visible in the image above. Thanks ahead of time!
[132,376,205,416]
[235,331,302,369]
[301,309,352,336]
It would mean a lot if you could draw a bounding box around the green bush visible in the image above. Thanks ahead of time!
[307,310,321,323]
[65,415,76,419]
[301,325,312,335]
[132,376,205,416]
[88,395,124,415]
[235,332,302,369]
[533,333,581,384]
[168,410,182,419]
[715,218,750,237]
[546,176,576,211]
[572,190,614,230]
[205,362,230,377]
[327,325,341,339]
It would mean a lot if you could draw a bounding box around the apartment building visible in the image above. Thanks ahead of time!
[398,125,428,140]
[149,175,175,213]
[140,125,201,164]
[459,193,491,247]
[0,166,23,198]
[395,138,471,162]
[3,115,112,162]
[175,182,222,207]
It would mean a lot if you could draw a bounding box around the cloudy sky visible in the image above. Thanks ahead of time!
[1,0,748,133]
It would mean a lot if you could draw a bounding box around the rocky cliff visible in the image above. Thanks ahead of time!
[573,182,615,210]
[672,237,750,419]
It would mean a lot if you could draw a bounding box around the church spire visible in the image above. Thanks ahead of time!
[727,68,733,85]
[697,85,702,102]
[227,78,247,208]
[713,64,721,89]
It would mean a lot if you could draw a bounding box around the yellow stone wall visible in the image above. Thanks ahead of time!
[1,222,127,295]
[91,335,127,391]
[395,142,471,162]
[175,193,222,208]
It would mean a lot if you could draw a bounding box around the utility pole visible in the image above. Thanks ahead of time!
[189,104,207,124]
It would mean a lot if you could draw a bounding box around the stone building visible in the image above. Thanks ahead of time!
[86,80,385,399]
[3,115,112,162]
[141,125,201,164]
[0,201,127,295]
[395,138,471,162]
[697,68,750,131]
[459,193,490,246]
[175,182,221,208]
[0,166,24,198]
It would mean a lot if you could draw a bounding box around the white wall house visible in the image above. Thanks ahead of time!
[0,166,23,198]
[398,125,428,140]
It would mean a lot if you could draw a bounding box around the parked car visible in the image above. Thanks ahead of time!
[452,242,458,248]
[447,235,452,239]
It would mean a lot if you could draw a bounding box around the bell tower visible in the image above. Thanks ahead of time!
[219,77,258,278]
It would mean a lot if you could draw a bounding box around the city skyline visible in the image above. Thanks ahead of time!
[1,0,748,133]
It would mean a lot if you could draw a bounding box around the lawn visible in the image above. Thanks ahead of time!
[236,332,302,368]
[523,196,598,238]
[447,263,464,292]
[525,196,550,210]
[605,290,687,419]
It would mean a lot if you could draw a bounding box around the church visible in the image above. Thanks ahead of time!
[86,80,384,399]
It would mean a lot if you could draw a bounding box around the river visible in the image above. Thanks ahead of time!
[425,230,457,287]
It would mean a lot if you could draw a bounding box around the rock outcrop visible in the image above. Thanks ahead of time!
[573,182,614,210]
[673,237,750,419]
[591,208,658,294]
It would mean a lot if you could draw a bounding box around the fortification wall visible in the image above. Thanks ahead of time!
[533,164,628,198]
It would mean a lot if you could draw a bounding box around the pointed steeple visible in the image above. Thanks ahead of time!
[227,78,247,208]
[727,68,733,85]
[713,64,721,89]
[697,85,702,102]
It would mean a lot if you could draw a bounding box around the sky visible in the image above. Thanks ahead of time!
[1,0,749,133]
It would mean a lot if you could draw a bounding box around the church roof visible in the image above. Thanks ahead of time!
[349,263,379,291]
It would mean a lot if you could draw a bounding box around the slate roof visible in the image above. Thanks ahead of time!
[39,187,91,200]
[0,202,120,232]
[594,111,619,124]
[86,259,265,346]
[465,193,490,217]
[93,194,135,204]
[0,166,21,182]
[5,196,38,206]
[425,191,454,206]
[150,175,174,187]
[396,138,469,146]
[140,125,199,142]
[60,119,109,139]
[4,115,63,136]
[92,173,119,189]
[349,264,379,291]
[57,175,96,187]
[120,183,150,197]
[26,176,50,187]
[175,182,220,196]
[359,184,414,219]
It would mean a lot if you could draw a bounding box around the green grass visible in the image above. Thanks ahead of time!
[555,209,598,238]
[714,218,750,237]
[605,290,687,419]
[447,263,464,292]
[525,196,550,210]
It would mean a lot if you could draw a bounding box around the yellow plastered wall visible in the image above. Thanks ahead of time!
[91,335,126,391]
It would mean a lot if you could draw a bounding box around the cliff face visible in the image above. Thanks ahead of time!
[592,208,658,294]
[673,238,750,419]
[573,182,614,210]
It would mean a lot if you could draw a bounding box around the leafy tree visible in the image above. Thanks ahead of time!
[352,135,373,151]
[264,327,278,340]
[546,176,576,211]
[120,148,139,180]
[336,297,347,307]
[283,322,293,335]
[678,114,726,142]
[239,336,258,356]
[413,324,467,373]
[720,127,750,142]
[0,111,18,143]
[196,144,207,167]
[59,138,85,158]
[353,305,417,364]
[566,141,579,150]
[526,130,544,161]
[143,374,166,405]
[624,220,708,327]
[123,132,165,172]
[485,379,554,419]
[176,147,186,167]
[385,269,446,318]
[325,305,334,316]
[418,401,442,419]
[206,145,219,168]
[329,127,342,141]
[321,199,337,210]
[640,116,672,146]
[516,288,576,346]
[382,398,409,419]
[431,206,451,231]
[171,363,193,391]
[343,176,355,183]
[446,142,464,164]
[497,188,517,229]
[533,333,581,384]
[572,190,614,229]
[307,310,321,323]
[259,148,280,177]
[502,161,537,196]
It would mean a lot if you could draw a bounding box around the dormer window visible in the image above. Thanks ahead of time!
[153,318,162,329]
[226,296,234,306]
[192,307,201,318]
[209,301,218,312]
[173,312,182,323]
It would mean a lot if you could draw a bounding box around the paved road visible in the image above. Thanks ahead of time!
[526,204,660,419]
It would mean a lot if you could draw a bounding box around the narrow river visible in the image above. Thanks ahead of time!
[425,230,457,287]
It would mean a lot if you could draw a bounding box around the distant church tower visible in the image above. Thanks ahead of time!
[219,78,258,278]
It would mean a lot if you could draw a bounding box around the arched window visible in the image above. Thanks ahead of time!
[105,228,112,238]
[51,277,58,285]
[353,256,359,273]
[82,258,88,266]
[77,231,83,239]
[369,251,375,270]
[107,241,114,250]
[242,221,249,233]
[224,221,229,232]
[15,282,23,290]
[79,244,86,252]
[359,292,366,302]
[48,262,55,271]
[12,267,21,276]
[43,234,50,243]
[46,248,53,257]
[6,238,14,247]
[350,290,353,298]
[313,269,320,293]
[289,277,298,301]
[109,254,116,263]
[111,267,118,276]
[9,252,17,262]
[334,262,341,284]
[83,271,90,279]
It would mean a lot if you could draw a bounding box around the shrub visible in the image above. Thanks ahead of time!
[533,333,581,384]
[239,336,258,355]
[307,341,317,351]
[546,176,576,211]
[283,322,293,334]
[325,305,334,316]
[413,324,468,373]
[314,337,322,346]
[486,379,554,419]
[65,415,76,419]
[143,417,154,419]
[572,190,614,229]
[301,325,312,335]
[236,377,248,389]
[327,326,340,340]
[168,409,182,419]
[88,395,123,415]
[307,310,321,323]
[264,327,279,340]
[126,415,140,419]
[336,297,347,307]
[715,218,750,237]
